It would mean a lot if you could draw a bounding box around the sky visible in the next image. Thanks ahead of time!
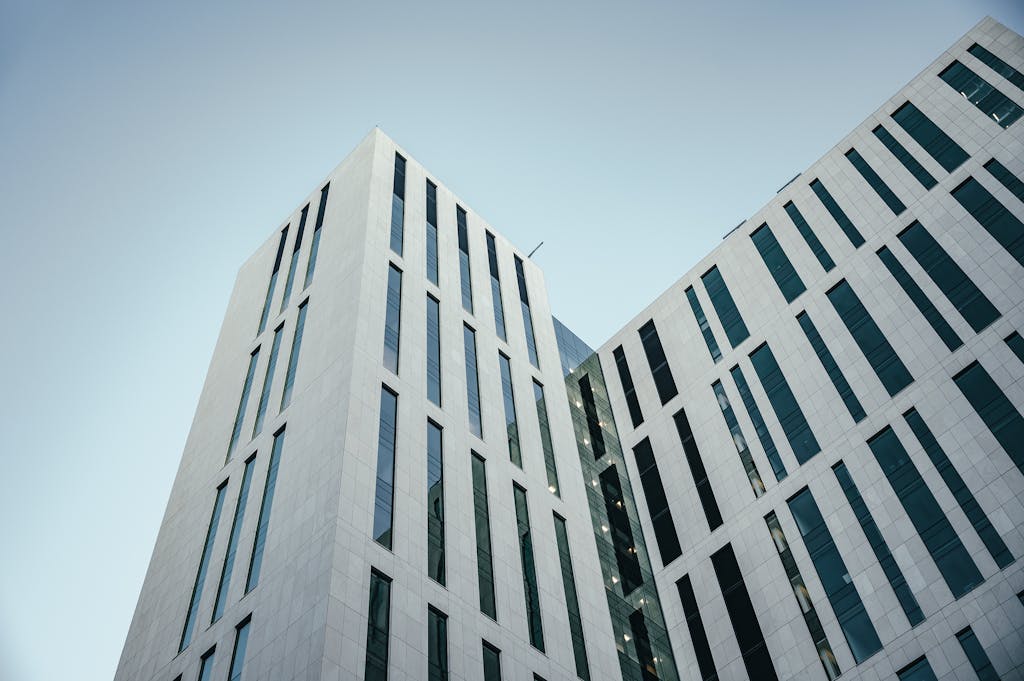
[1,1,1022,679]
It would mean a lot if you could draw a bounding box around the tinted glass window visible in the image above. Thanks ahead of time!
[372,388,398,549]
[951,177,1024,268]
[383,264,402,373]
[513,484,545,651]
[246,427,286,592]
[953,361,1024,476]
[364,569,392,681]
[710,544,779,681]
[876,246,962,351]
[280,299,308,410]
[809,179,865,246]
[180,482,228,652]
[613,346,643,427]
[749,343,820,463]
[783,201,835,271]
[673,408,723,530]
[750,223,806,302]
[427,421,445,584]
[472,453,497,619]
[891,102,969,172]
[968,43,1024,91]
[638,319,678,403]
[686,286,722,361]
[984,157,1024,203]
[701,266,749,347]
[872,124,937,189]
[426,295,441,406]
[303,183,329,289]
[390,153,405,255]
[797,311,866,422]
[632,437,682,565]
[845,148,906,215]
[730,365,787,481]
[939,60,1023,128]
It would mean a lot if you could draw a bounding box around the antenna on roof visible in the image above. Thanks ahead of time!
[527,241,545,258]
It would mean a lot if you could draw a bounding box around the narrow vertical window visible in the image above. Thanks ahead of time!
[252,323,284,438]
[302,182,329,289]
[457,206,474,313]
[258,226,289,334]
[482,641,502,681]
[710,543,779,681]
[626,607,659,681]
[279,205,308,312]
[783,201,835,272]
[427,420,445,585]
[179,482,228,652]
[872,125,937,189]
[426,295,441,406]
[279,299,308,410]
[968,43,1024,91]
[227,348,260,459]
[390,153,406,256]
[515,255,540,367]
[364,568,392,681]
[513,484,545,651]
[701,265,749,347]
[426,180,439,285]
[809,178,866,247]
[578,374,606,460]
[632,437,682,564]
[826,279,913,396]
[676,575,719,681]
[897,657,938,681]
[471,453,497,619]
[712,380,765,496]
[246,426,285,592]
[464,324,482,438]
[951,176,1024,268]
[498,353,521,466]
[686,286,723,361]
[673,408,724,530]
[553,513,591,680]
[877,246,963,351]
[533,380,560,496]
[898,221,1000,332]
[939,60,1023,128]
[1007,331,1024,364]
[833,461,925,626]
[197,648,216,681]
[867,426,983,597]
[845,147,906,215]
[957,627,1000,681]
[213,456,257,622]
[765,511,842,679]
[486,232,507,340]
[749,343,820,463]
[600,464,643,595]
[953,361,1024,476]
[984,157,1024,203]
[729,365,788,481]
[750,223,807,302]
[797,311,866,422]
[227,617,251,681]
[383,264,402,374]
[427,606,448,681]
[372,387,398,549]
[787,487,882,662]
[891,102,969,172]
[612,345,644,427]
[638,319,678,403]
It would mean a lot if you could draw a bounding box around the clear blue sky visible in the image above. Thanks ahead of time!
[2,1,1021,679]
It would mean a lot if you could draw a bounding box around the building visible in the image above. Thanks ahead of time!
[116,16,1024,681]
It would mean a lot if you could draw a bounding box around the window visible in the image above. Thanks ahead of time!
[279,205,307,312]
[457,206,473,313]
[252,323,284,438]
[513,484,545,651]
[227,617,251,681]
[426,180,439,284]
[482,641,502,681]
[968,43,1024,91]
[497,353,521,466]
[809,178,866,247]
[984,157,1024,203]
[212,456,257,622]
[372,387,398,550]
[872,124,937,189]
[303,183,330,289]
[676,575,719,681]
[867,426,983,597]
[783,201,835,271]
[833,461,925,626]
[686,286,723,361]
[712,380,765,496]
[877,246,963,351]
[472,453,497,619]
[797,311,866,422]
[426,296,441,406]
[673,408,723,530]
[390,153,406,255]
[258,226,289,334]
[898,221,1000,332]
[364,569,392,681]
[632,437,682,565]
[953,361,1024,476]
[197,647,216,681]
[426,421,445,584]
[750,223,806,302]
[939,60,1023,128]
[701,265,749,347]
[465,325,482,438]
[533,380,560,496]
[427,606,448,681]
[626,607,659,681]
[553,513,591,680]
[891,102,969,172]
[710,543,779,681]
[788,487,882,662]
[179,481,228,652]
[515,255,540,367]
[613,345,644,427]
[749,343,820,464]
[957,627,1000,681]
[765,512,841,679]
[578,374,606,460]
[897,657,938,681]
[227,348,260,458]
[246,426,285,592]
[826,279,913,396]
[845,147,906,215]
[279,299,308,410]
[1007,331,1024,364]
[383,264,402,374]
[729,365,788,481]
[951,177,1024,268]
[600,464,643,595]
[638,319,678,403]
[486,232,507,340]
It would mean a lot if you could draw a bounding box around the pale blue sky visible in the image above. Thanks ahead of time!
[2,1,1022,679]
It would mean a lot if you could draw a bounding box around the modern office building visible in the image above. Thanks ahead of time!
[116,16,1024,681]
